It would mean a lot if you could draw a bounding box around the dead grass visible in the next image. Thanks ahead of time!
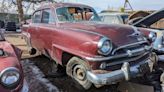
[4,33,37,59]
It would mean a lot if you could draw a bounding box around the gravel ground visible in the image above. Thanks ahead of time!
[22,55,157,92]
[27,55,119,92]
[21,59,59,92]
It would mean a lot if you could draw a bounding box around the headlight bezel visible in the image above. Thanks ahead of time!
[0,67,21,89]
[98,37,113,56]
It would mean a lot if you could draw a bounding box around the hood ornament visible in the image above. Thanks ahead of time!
[127,26,145,41]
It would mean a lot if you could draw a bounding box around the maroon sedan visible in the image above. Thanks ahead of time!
[0,32,28,92]
[22,3,157,89]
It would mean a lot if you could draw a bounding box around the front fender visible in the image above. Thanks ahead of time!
[51,43,96,65]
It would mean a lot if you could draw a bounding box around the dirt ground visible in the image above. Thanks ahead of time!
[4,32,156,92]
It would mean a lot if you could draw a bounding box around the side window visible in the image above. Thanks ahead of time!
[42,9,54,23]
[32,11,42,23]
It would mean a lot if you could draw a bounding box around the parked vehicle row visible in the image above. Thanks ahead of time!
[22,3,161,90]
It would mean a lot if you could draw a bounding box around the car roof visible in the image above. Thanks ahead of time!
[37,2,92,10]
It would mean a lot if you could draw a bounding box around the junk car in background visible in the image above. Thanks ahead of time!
[0,31,28,92]
[132,8,164,55]
[99,12,129,24]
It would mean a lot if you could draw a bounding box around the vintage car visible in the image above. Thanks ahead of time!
[0,32,28,92]
[99,12,129,24]
[22,3,158,89]
[132,8,164,55]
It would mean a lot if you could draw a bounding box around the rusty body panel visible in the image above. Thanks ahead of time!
[22,3,152,67]
[22,3,156,89]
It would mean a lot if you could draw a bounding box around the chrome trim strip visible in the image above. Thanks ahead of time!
[85,46,151,62]
[104,52,149,67]
[112,41,148,55]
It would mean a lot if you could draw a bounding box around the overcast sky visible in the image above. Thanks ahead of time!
[0,0,164,14]
[69,0,164,12]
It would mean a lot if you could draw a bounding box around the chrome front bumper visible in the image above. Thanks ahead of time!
[86,54,157,85]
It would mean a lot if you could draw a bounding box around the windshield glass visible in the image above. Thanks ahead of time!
[56,7,101,22]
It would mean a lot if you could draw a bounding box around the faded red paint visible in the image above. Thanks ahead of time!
[22,3,149,69]
[0,41,24,92]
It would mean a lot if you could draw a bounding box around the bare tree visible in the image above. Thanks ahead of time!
[16,0,24,22]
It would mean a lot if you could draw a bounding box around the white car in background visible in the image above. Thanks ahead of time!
[99,12,129,24]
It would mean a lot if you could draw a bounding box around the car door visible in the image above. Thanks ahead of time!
[39,8,56,53]
[29,10,43,50]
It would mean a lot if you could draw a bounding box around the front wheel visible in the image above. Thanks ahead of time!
[66,57,92,90]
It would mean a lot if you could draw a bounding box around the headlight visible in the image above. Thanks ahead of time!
[98,37,112,56]
[0,67,20,89]
[148,32,156,42]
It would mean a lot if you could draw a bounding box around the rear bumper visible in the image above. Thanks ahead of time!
[86,54,157,85]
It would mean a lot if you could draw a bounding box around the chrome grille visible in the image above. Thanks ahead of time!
[105,41,151,71]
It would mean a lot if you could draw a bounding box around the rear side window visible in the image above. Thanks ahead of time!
[42,9,53,23]
[32,11,42,23]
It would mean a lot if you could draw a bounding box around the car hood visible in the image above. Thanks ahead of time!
[133,8,164,27]
[59,22,145,47]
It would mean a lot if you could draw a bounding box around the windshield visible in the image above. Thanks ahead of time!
[56,7,101,22]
